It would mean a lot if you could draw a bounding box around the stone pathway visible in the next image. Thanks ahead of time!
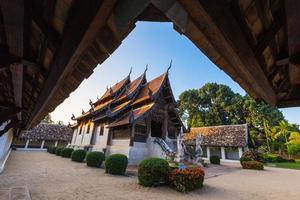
[1,151,300,200]
[0,187,31,200]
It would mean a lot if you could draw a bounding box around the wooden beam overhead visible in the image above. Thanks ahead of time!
[33,17,61,49]
[0,119,19,136]
[28,0,117,128]
[254,13,283,56]
[0,106,20,123]
[180,0,277,105]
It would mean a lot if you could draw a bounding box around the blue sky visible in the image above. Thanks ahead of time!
[51,22,300,125]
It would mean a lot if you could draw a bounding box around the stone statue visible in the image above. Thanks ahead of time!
[194,134,204,166]
[174,127,185,162]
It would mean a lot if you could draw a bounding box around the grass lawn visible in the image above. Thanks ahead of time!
[266,160,300,170]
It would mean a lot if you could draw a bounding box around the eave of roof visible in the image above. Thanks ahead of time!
[107,103,154,128]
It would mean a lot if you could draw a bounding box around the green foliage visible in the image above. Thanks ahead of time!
[210,155,220,165]
[50,146,57,154]
[61,148,74,158]
[86,151,105,168]
[268,160,300,170]
[105,154,128,175]
[71,149,87,162]
[241,161,264,170]
[47,146,53,153]
[240,156,252,164]
[55,147,63,156]
[138,158,170,187]
[288,144,300,156]
[169,167,205,193]
[177,84,284,148]
[42,114,54,124]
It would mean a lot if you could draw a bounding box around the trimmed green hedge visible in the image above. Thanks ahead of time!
[86,151,105,168]
[210,155,220,165]
[51,146,57,154]
[61,148,74,158]
[55,147,63,156]
[241,161,264,170]
[105,154,128,175]
[71,149,87,162]
[138,158,170,187]
[263,153,295,163]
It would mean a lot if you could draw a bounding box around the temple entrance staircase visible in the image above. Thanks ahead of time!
[152,137,176,159]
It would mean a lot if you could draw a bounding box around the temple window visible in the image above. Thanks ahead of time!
[86,124,90,134]
[99,125,104,136]
[112,126,130,139]
[134,124,147,143]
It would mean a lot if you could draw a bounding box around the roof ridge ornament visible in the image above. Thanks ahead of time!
[167,59,172,73]
[82,109,85,114]
[71,114,75,120]
[129,67,132,76]
[89,99,93,106]
[144,64,148,73]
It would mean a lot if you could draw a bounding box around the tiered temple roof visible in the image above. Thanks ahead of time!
[73,69,182,129]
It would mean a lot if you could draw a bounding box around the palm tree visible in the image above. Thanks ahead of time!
[263,121,277,152]
[275,121,294,156]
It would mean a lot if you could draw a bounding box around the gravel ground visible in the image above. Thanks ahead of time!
[0,151,299,200]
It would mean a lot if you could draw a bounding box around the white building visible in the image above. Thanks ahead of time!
[185,124,249,162]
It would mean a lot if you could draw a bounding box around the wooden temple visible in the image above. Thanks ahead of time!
[70,68,183,164]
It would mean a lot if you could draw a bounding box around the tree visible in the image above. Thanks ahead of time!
[42,114,54,124]
[177,83,286,149]
[57,120,64,125]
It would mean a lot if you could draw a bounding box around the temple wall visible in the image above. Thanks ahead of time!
[0,125,13,160]
[106,139,130,160]
[92,125,109,151]
[71,128,78,145]
[81,123,94,145]
[128,142,148,165]
[74,125,85,145]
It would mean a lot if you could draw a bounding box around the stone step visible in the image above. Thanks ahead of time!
[0,187,31,200]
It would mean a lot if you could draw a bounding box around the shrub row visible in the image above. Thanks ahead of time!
[105,154,128,175]
[138,158,170,187]
[86,151,105,168]
[210,155,220,165]
[138,157,205,193]
[241,161,264,170]
[71,149,86,162]
[47,146,57,154]
[262,153,295,163]
[240,150,265,170]
[47,147,128,174]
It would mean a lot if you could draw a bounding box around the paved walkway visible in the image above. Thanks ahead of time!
[0,151,300,200]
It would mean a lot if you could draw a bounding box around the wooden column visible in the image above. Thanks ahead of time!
[130,123,135,146]
[89,122,97,145]
[40,140,45,149]
[25,139,29,149]
[162,107,168,139]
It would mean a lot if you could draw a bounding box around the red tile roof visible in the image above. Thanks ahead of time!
[107,103,154,128]
[131,73,167,106]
